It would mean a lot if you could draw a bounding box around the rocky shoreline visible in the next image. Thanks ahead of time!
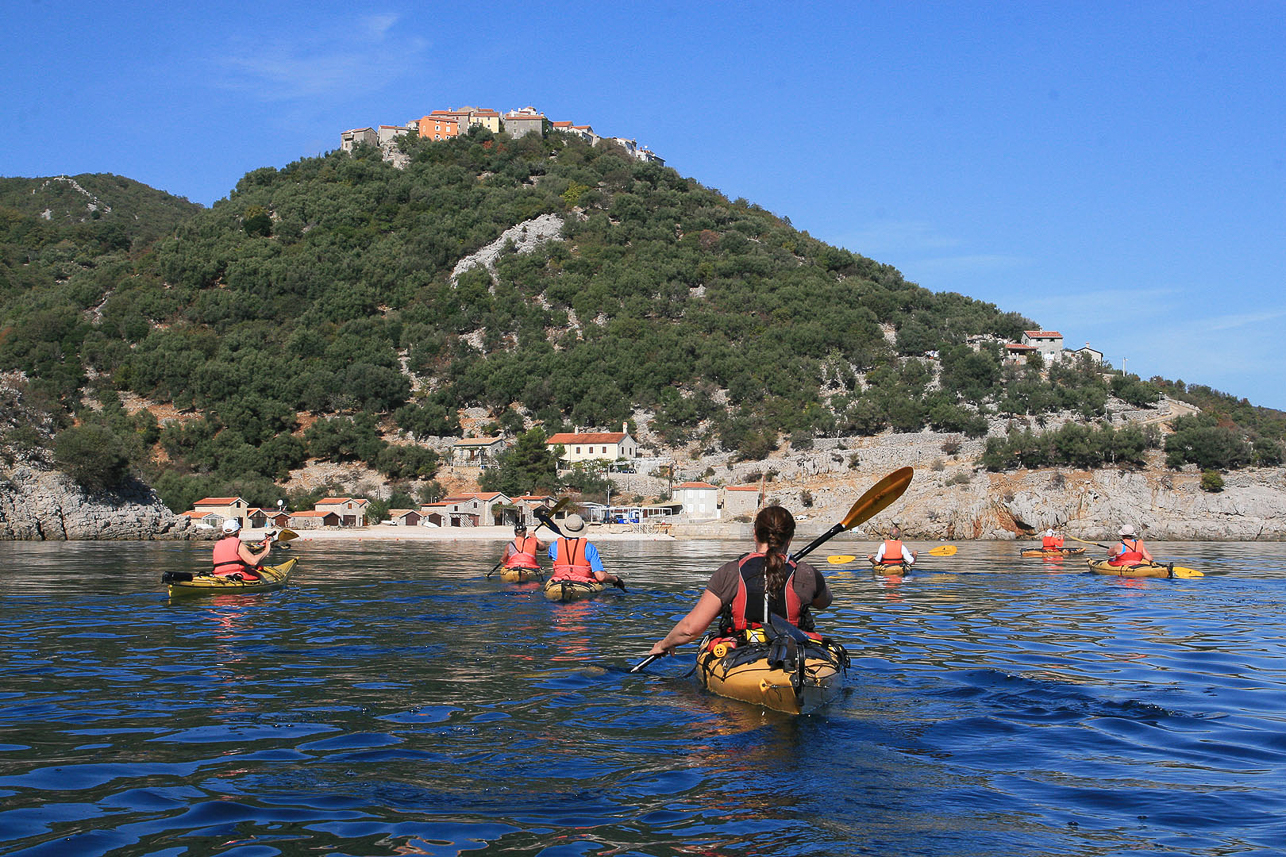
[4,452,1286,541]
[0,464,194,541]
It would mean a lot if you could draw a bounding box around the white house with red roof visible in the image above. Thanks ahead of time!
[1020,330,1065,361]
[675,481,720,520]
[546,426,638,465]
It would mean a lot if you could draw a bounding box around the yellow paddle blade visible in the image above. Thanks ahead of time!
[841,466,914,530]
[1171,566,1203,578]
[550,497,571,514]
[276,528,299,543]
[828,555,858,564]
[927,545,957,557]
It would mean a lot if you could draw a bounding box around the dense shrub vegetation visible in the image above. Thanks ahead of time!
[2,135,1283,505]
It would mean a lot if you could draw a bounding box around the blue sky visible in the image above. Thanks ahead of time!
[4,2,1283,408]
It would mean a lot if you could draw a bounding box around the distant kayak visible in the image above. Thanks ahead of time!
[1020,547,1086,558]
[696,635,849,715]
[1086,559,1203,579]
[498,566,542,583]
[869,559,912,574]
[542,578,604,602]
[162,558,297,596]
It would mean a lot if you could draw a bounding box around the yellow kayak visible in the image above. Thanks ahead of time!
[695,636,849,715]
[163,558,297,595]
[542,577,604,602]
[870,560,912,574]
[1020,547,1086,557]
[1086,559,1203,579]
[498,566,543,583]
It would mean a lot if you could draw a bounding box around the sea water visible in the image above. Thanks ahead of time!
[1,538,1284,856]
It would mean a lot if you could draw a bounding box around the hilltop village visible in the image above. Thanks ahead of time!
[340,105,664,167]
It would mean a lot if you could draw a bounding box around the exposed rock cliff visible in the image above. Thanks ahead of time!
[0,463,190,540]
[747,464,1286,542]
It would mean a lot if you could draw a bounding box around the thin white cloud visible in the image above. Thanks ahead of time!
[1203,307,1286,332]
[830,220,963,255]
[909,253,1031,276]
[215,14,427,101]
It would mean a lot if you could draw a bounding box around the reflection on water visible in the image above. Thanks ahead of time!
[1,538,1286,855]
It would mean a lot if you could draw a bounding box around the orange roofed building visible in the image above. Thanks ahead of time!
[314,498,369,527]
[546,427,638,464]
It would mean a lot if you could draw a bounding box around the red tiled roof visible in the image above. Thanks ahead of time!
[725,486,761,492]
[194,497,243,506]
[289,510,333,518]
[1024,330,1063,338]
[546,432,627,444]
[677,482,717,490]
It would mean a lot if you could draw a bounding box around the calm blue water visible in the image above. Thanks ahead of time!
[1,537,1284,856]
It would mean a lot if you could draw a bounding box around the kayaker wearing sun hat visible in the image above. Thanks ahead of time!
[1109,524,1153,566]
[211,518,270,579]
[1042,528,1065,550]
[548,514,623,588]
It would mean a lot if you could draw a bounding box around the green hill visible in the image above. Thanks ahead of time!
[1,131,1280,511]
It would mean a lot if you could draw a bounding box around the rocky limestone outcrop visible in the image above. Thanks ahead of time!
[0,463,191,540]
[748,464,1286,542]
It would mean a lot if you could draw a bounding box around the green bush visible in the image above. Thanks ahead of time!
[53,424,132,491]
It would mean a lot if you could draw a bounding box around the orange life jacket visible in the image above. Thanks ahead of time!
[881,539,907,564]
[1111,539,1146,565]
[212,535,258,578]
[506,535,541,569]
[722,552,819,638]
[552,537,593,582]
[1042,535,1063,549]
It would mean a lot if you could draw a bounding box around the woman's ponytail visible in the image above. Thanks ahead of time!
[754,505,797,596]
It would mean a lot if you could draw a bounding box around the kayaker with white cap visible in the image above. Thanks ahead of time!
[1109,524,1153,566]
[548,514,624,589]
[211,518,270,579]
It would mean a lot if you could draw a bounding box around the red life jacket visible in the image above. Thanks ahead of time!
[881,539,907,564]
[552,537,593,582]
[212,535,258,578]
[507,535,541,569]
[723,552,816,635]
[1111,539,1146,566]
[1042,535,1063,549]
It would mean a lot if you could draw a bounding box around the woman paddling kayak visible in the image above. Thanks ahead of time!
[648,505,832,656]
[646,505,846,713]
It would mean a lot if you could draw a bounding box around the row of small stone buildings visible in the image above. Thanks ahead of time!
[182,478,761,533]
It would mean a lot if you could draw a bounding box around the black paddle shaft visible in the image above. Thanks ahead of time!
[791,523,845,564]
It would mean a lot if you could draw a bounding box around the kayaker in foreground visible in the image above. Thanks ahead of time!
[211,519,270,579]
[647,505,832,658]
[548,514,625,589]
[1109,524,1154,566]
[501,522,545,572]
[868,524,917,566]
